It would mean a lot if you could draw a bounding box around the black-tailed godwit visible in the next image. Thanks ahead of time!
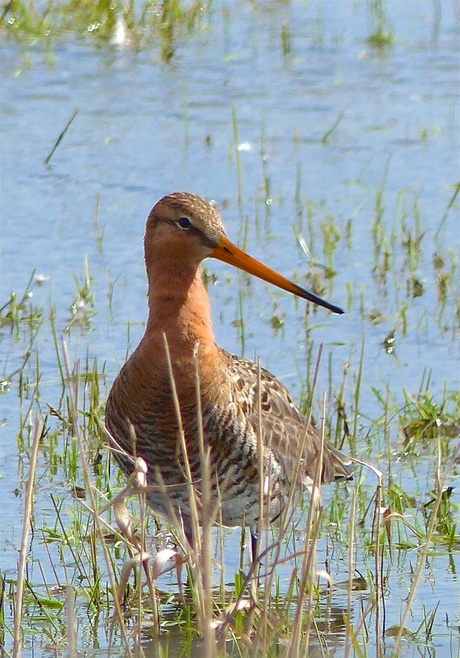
[105,192,352,549]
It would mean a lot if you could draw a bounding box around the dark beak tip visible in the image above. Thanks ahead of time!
[310,297,345,316]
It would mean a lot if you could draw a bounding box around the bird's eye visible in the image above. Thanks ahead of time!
[176,216,192,230]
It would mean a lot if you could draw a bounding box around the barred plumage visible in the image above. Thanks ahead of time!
[105,192,352,541]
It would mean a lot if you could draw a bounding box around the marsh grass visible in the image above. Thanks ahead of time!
[2,0,431,64]
[366,0,394,48]
[1,2,459,655]
[1,0,210,58]
[2,63,459,654]
[2,139,460,654]
[44,107,79,167]
[3,268,459,657]
[0,269,44,338]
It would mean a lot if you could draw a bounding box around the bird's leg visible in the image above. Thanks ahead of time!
[250,526,261,593]
[250,527,258,565]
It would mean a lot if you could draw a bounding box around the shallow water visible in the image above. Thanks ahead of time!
[1,1,459,656]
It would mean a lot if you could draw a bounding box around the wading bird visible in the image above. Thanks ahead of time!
[105,193,352,556]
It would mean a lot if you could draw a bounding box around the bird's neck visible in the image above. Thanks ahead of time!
[142,261,219,377]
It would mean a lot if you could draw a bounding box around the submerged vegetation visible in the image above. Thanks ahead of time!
[1,1,459,657]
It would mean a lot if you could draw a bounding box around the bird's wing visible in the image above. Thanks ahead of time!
[222,350,352,485]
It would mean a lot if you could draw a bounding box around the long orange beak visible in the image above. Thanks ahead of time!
[211,236,344,315]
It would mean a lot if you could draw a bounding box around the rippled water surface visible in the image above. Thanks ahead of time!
[1,1,459,656]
